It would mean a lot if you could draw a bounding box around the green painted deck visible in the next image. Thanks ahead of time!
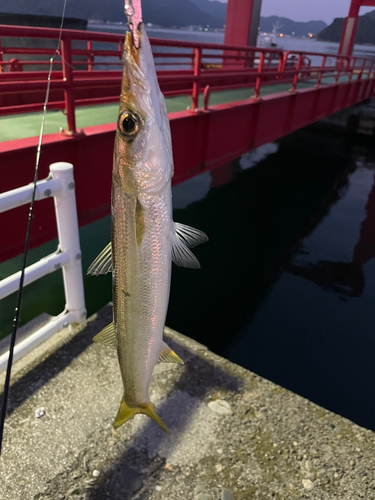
[0,80,321,143]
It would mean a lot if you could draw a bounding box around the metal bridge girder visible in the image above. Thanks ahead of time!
[0,76,374,264]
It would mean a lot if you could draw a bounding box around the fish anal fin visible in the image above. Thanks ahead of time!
[113,398,170,435]
[87,243,112,276]
[93,323,116,348]
[158,341,184,364]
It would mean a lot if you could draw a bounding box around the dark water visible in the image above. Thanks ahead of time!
[167,127,375,432]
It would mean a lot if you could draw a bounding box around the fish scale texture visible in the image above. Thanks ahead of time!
[112,185,172,407]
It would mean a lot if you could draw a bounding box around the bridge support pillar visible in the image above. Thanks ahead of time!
[224,0,262,67]
[339,0,375,56]
[339,0,360,56]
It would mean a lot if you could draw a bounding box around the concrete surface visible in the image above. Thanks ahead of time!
[1,304,375,499]
[0,313,52,356]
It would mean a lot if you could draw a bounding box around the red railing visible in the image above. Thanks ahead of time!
[0,24,374,133]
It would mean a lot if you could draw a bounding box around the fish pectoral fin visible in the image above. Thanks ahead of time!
[92,323,116,348]
[158,341,184,364]
[170,230,200,269]
[87,243,112,276]
[174,222,208,248]
[114,398,170,435]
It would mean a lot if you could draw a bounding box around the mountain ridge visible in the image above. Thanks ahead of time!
[0,0,224,28]
[0,0,326,34]
[259,16,326,37]
[317,10,375,44]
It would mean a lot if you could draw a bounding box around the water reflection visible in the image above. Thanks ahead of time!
[286,166,375,298]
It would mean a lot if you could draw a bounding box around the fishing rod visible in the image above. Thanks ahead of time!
[0,0,68,457]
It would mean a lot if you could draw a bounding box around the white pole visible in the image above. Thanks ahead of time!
[0,178,62,213]
[50,162,86,324]
[0,311,76,372]
[0,251,70,300]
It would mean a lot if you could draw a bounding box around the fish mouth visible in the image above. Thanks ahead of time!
[125,26,141,67]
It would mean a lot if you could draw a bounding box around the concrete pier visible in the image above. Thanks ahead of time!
[1,304,375,499]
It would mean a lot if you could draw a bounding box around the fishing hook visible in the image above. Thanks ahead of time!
[125,0,142,48]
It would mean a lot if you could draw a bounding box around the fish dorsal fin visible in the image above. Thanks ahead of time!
[93,322,116,348]
[158,341,184,364]
[174,222,208,248]
[87,243,112,276]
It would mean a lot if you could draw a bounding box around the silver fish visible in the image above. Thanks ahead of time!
[88,24,207,433]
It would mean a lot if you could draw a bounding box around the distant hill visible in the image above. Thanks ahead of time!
[0,0,326,34]
[190,2,326,36]
[259,16,326,37]
[317,10,375,44]
[0,11,87,30]
[190,0,227,21]
[0,0,224,28]
[142,0,223,28]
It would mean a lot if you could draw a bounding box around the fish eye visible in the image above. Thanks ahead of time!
[118,111,139,138]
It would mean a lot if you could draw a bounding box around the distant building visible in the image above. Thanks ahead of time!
[185,25,203,32]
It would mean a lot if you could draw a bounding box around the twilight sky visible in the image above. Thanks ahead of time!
[212,0,374,25]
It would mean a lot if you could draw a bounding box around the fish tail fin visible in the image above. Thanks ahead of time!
[113,398,138,429]
[113,398,171,435]
[141,403,171,435]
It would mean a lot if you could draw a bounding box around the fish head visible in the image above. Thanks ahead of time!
[114,24,173,195]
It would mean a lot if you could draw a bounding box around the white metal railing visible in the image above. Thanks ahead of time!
[0,162,87,372]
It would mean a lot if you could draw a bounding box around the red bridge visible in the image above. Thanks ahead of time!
[0,0,374,263]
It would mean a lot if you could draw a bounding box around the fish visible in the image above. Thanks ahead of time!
[87,24,207,434]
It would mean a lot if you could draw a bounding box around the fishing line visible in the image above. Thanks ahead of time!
[125,0,142,47]
[125,0,135,32]
[0,0,68,458]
